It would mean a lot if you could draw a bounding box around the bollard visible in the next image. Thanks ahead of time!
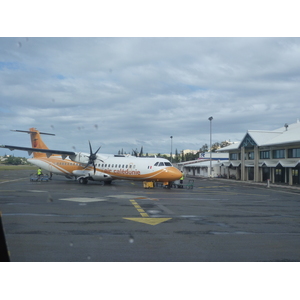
[267,179,270,188]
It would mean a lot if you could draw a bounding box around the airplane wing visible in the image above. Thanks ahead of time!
[0,144,75,159]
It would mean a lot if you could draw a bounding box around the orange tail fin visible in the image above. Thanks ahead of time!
[11,128,56,158]
[29,128,50,158]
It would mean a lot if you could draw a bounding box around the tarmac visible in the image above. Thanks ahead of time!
[1,169,300,262]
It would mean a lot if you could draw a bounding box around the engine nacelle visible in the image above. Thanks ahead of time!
[69,152,90,164]
[73,169,112,182]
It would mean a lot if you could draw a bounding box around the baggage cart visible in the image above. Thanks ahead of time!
[143,181,154,189]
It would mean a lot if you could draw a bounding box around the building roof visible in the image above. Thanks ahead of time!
[217,120,300,152]
[183,160,221,168]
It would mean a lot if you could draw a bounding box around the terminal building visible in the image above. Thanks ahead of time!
[178,120,300,186]
[177,152,229,178]
[217,120,300,186]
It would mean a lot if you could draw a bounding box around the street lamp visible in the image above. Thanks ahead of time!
[208,116,213,178]
[170,136,173,163]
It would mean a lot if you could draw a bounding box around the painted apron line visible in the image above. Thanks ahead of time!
[130,199,149,217]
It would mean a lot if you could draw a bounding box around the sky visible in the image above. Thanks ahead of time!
[1,3,300,158]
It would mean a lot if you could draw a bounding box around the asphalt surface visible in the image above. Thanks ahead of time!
[1,169,300,262]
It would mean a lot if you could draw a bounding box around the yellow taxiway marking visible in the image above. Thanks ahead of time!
[123,217,172,225]
[129,200,149,217]
[123,199,171,225]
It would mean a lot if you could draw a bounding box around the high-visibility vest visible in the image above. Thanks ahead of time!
[37,169,42,175]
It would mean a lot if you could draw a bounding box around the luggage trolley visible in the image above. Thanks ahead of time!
[30,173,49,182]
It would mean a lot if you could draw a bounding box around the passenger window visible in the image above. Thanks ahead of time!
[122,165,124,168]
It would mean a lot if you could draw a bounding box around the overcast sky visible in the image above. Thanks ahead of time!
[1,5,300,158]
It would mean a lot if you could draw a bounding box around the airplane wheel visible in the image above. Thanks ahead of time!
[79,178,88,184]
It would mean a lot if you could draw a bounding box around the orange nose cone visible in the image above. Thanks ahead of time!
[166,167,182,181]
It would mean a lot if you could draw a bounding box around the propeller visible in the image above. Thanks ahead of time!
[132,146,144,157]
[84,141,102,174]
[132,148,138,157]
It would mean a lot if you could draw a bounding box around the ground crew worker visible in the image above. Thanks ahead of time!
[37,167,42,179]
[180,171,184,184]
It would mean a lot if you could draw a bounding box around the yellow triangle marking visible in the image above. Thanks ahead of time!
[123,217,172,225]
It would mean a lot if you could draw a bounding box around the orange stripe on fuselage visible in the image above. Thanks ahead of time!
[99,166,181,182]
[29,156,89,176]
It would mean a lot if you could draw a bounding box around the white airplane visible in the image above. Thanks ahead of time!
[1,128,182,186]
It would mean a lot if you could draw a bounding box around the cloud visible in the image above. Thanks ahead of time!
[1,37,300,157]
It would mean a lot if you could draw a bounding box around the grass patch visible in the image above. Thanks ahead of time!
[0,164,37,171]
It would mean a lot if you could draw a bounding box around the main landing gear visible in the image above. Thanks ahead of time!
[79,177,88,184]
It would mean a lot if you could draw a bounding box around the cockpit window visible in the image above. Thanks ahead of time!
[154,161,172,167]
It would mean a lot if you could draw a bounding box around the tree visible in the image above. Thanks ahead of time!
[199,144,208,153]
[220,140,232,148]
[175,149,180,162]
[4,156,23,165]
[211,142,220,152]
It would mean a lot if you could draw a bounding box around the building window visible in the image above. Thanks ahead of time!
[248,152,254,160]
[288,148,300,158]
[230,153,238,160]
[272,149,285,159]
[260,151,270,159]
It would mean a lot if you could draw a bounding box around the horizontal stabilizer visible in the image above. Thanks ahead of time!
[11,130,55,136]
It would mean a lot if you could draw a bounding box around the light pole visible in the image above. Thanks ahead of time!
[170,136,173,163]
[208,116,213,178]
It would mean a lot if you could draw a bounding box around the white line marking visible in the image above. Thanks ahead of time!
[59,197,107,203]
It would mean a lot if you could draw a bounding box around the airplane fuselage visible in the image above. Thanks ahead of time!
[2,128,182,186]
[28,153,182,183]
